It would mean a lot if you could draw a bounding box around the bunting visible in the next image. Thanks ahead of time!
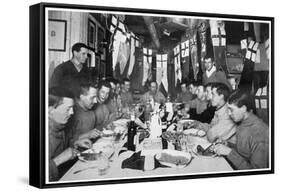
[174,44,182,86]
[142,48,153,86]
[156,54,168,93]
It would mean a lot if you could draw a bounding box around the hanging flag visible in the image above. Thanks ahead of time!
[210,20,226,47]
[142,48,153,86]
[189,30,199,81]
[198,21,209,71]
[245,40,259,62]
[181,38,190,80]
[156,54,168,93]
[127,32,136,77]
[174,44,182,86]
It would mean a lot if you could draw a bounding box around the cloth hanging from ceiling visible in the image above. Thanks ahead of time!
[188,30,199,81]
[173,44,182,86]
[198,21,209,72]
[210,20,227,73]
[156,54,168,93]
[127,32,136,77]
[142,48,153,86]
[181,38,190,80]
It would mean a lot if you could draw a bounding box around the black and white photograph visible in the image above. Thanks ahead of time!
[29,2,274,188]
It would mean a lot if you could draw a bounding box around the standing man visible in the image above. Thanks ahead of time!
[141,81,166,104]
[66,82,102,145]
[214,90,269,170]
[176,81,193,103]
[48,87,92,181]
[202,55,231,90]
[120,78,134,107]
[49,42,90,95]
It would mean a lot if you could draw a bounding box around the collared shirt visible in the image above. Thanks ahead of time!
[206,104,237,143]
[227,113,269,170]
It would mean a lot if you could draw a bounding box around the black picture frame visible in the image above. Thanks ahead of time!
[30,2,275,189]
[48,19,67,51]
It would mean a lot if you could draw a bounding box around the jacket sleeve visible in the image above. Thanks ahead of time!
[49,159,59,182]
[49,64,63,88]
[227,139,269,170]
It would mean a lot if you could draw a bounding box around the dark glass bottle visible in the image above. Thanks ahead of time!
[127,115,137,151]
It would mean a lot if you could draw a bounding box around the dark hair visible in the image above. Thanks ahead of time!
[228,90,254,111]
[71,43,88,55]
[122,78,130,84]
[49,87,73,107]
[212,83,230,102]
[204,54,214,62]
[77,82,98,98]
[204,82,219,89]
[98,80,111,90]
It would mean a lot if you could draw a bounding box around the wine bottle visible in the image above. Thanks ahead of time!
[127,115,137,151]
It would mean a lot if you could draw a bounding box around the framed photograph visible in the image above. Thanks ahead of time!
[88,19,97,50]
[30,2,274,189]
[48,19,67,51]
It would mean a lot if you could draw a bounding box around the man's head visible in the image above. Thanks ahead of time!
[115,80,121,95]
[204,55,215,71]
[195,83,205,101]
[72,43,88,64]
[180,82,188,93]
[227,75,237,91]
[77,82,98,110]
[149,81,158,94]
[49,87,74,124]
[227,90,254,123]
[211,83,230,108]
[122,78,131,93]
[205,83,216,101]
[98,80,111,103]
[188,81,198,95]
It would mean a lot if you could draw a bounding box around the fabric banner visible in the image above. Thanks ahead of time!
[156,54,168,93]
[198,21,209,72]
[245,40,259,62]
[210,20,226,47]
[181,39,190,80]
[142,48,153,86]
[174,45,182,86]
[189,31,199,81]
[127,32,136,77]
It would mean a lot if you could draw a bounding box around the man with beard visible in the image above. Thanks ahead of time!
[49,42,90,95]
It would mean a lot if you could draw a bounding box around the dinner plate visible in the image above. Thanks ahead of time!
[183,128,206,137]
[155,149,193,168]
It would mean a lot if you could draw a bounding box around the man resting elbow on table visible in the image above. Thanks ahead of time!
[194,83,236,144]
[48,88,92,181]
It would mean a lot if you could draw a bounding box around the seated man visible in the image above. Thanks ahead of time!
[141,81,166,105]
[214,90,269,170]
[66,82,102,145]
[48,87,92,181]
[187,83,215,123]
[106,78,122,114]
[120,78,134,107]
[175,81,193,103]
[94,80,117,131]
[188,81,199,100]
[196,83,236,143]
[202,55,231,90]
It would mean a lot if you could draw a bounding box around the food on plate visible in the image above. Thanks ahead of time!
[158,152,190,166]
[183,128,206,137]
[196,145,215,156]
[102,129,114,138]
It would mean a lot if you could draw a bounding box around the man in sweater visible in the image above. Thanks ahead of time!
[202,55,231,90]
[214,90,269,170]
[49,42,90,95]
[176,81,193,103]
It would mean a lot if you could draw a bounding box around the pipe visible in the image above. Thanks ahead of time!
[143,16,160,48]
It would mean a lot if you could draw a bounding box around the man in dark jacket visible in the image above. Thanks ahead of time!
[49,42,91,95]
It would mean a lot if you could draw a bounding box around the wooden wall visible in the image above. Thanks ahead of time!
[48,10,89,79]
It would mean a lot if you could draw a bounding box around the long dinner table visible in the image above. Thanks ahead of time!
[60,128,233,182]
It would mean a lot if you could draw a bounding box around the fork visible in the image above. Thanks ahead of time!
[73,166,97,174]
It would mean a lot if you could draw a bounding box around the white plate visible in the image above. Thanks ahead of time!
[155,150,193,168]
[183,128,206,137]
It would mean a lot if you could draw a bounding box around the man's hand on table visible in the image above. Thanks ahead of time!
[53,147,77,167]
[74,138,92,150]
[213,144,232,156]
